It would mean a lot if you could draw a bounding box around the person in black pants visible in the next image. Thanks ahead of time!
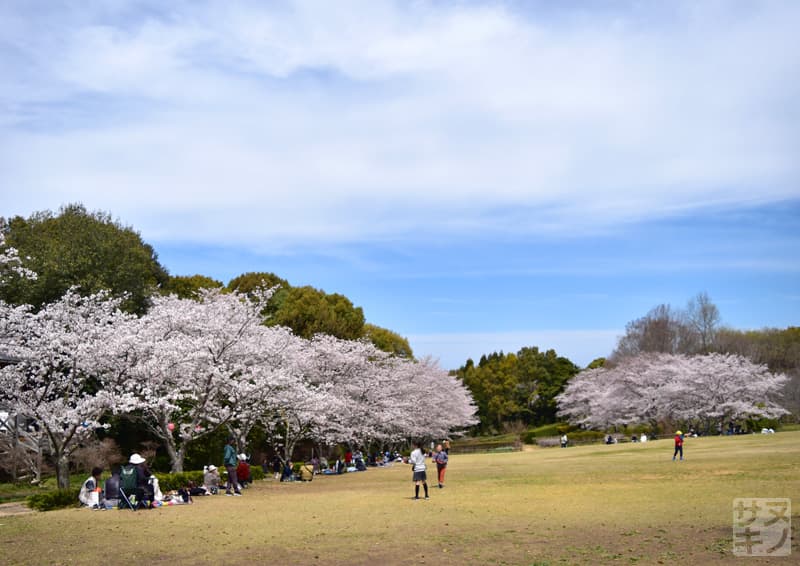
[129,453,154,509]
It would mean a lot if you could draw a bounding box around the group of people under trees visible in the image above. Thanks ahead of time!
[79,452,209,510]
[78,436,455,510]
[78,437,253,509]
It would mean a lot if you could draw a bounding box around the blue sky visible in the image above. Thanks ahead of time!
[2,1,798,369]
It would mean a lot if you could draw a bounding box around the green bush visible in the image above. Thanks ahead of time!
[523,423,575,444]
[250,466,265,481]
[450,435,521,453]
[153,471,204,492]
[566,431,606,443]
[27,488,80,511]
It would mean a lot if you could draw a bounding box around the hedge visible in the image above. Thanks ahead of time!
[27,488,80,511]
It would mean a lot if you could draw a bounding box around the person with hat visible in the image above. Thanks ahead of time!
[223,437,242,496]
[203,464,220,494]
[129,453,155,508]
[672,431,684,461]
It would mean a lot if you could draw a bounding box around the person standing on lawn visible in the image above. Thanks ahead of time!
[223,436,242,496]
[673,430,684,461]
[433,443,448,488]
[409,441,429,500]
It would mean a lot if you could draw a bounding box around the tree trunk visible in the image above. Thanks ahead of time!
[164,435,184,473]
[55,452,70,489]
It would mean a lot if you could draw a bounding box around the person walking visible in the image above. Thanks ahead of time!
[223,436,242,496]
[433,443,448,488]
[672,430,684,461]
[409,441,429,500]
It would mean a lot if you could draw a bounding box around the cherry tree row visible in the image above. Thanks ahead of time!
[0,288,477,485]
[556,353,788,432]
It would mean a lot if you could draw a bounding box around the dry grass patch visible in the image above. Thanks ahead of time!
[1,432,798,565]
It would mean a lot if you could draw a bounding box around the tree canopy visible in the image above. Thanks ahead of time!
[557,353,788,433]
[0,204,169,314]
[160,274,223,299]
[0,288,476,484]
[455,347,580,433]
[269,285,365,340]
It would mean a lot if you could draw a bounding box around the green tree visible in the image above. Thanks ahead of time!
[362,323,413,358]
[161,274,223,299]
[457,352,523,433]
[586,357,606,369]
[227,271,291,320]
[456,347,580,432]
[271,286,365,340]
[515,347,580,426]
[1,204,168,314]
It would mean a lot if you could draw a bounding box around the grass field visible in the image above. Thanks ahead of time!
[1,432,798,565]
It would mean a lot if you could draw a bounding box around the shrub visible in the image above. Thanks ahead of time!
[250,466,265,481]
[523,423,575,444]
[451,434,522,453]
[27,488,80,511]
[153,471,204,492]
[567,431,606,443]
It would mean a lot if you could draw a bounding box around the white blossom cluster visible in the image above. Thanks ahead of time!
[556,353,788,431]
[0,287,477,478]
[0,233,37,284]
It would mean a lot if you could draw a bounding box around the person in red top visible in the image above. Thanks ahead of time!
[672,431,684,461]
[236,454,252,488]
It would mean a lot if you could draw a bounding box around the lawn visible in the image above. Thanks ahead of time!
[1,432,798,565]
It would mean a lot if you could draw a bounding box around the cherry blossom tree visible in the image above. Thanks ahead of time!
[0,232,37,284]
[281,336,477,456]
[0,290,135,488]
[110,288,282,472]
[557,353,788,433]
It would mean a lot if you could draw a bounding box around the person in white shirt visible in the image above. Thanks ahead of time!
[409,441,429,500]
[78,467,103,508]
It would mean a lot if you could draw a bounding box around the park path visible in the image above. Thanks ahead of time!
[0,501,32,517]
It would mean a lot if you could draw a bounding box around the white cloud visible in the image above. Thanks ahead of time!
[1,1,798,247]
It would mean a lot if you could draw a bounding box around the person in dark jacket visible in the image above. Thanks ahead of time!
[129,453,154,509]
[223,437,242,496]
[103,465,121,509]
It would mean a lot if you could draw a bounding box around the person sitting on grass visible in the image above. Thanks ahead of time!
[281,460,295,482]
[203,465,220,495]
[103,465,121,509]
[79,467,104,509]
[129,453,155,508]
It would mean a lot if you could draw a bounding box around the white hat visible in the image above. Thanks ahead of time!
[129,453,146,465]
[207,465,217,472]
[238,453,247,461]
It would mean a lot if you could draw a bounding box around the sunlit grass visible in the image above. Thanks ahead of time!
[1,432,798,565]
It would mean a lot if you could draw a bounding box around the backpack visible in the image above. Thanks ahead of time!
[120,464,137,492]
